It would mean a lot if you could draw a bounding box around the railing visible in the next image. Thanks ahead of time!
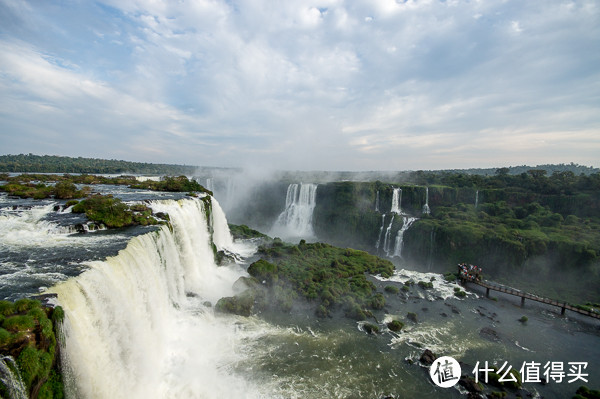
[464,279,600,320]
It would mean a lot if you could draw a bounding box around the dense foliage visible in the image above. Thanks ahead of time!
[0,299,64,398]
[228,224,271,240]
[71,195,163,228]
[0,174,211,198]
[129,176,210,194]
[216,239,394,319]
[0,154,196,175]
[308,171,600,304]
[0,179,91,200]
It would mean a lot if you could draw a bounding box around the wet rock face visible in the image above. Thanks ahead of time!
[478,326,501,343]
[459,375,483,393]
[419,349,437,366]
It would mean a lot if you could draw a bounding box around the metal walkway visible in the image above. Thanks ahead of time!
[463,279,600,320]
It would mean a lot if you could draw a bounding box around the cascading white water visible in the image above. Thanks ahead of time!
[382,215,395,255]
[390,188,402,214]
[375,214,386,249]
[270,183,317,240]
[422,187,430,215]
[0,356,28,399]
[475,190,479,208]
[0,204,114,248]
[49,197,262,399]
[375,190,380,212]
[392,216,417,258]
[205,178,214,192]
[0,204,68,247]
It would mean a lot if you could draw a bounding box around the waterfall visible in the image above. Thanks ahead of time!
[0,356,28,399]
[427,227,435,270]
[392,216,417,258]
[270,183,317,240]
[205,178,214,192]
[422,187,430,215]
[382,215,395,255]
[375,214,386,249]
[375,190,380,212]
[390,188,402,214]
[475,190,479,208]
[49,197,261,399]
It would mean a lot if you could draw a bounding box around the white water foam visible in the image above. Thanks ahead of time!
[0,204,120,249]
[392,216,417,258]
[49,198,262,399]
[270,183,317,240]
[376,269,476,301]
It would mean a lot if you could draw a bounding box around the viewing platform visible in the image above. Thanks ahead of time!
[458,263,600,320]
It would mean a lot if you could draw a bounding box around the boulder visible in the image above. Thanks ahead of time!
[419,349,437,366]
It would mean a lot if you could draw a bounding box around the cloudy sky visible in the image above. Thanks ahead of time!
[0,0,598,171]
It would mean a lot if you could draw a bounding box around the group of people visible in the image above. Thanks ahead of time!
[458,263,482,282]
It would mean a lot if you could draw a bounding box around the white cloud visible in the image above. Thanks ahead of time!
[0,0,598,170]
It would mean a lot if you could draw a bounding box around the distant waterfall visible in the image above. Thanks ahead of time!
[375,191,380,212]
[392,216,417,258]
[205,178,214,192]
[382,215,395,255]
[375,214,386,249]
[422,187,430,215]
[475,190,479,208]
[270,183,318,240]
[49,197,260,399]
[390,188,402,214]
[0,356,27,399]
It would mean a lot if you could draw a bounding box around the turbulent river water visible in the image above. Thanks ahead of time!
[1,184,598,398]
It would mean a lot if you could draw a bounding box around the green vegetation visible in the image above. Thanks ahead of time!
[0,153,198,175]
[0,299,64,398]
[129,175,211,194]
[483,367,522,390]
[384,285,400,294]
[407,312,418,323]
[454,287,467,298]
[228,224,271,241]
[362,323,379,335]
[1,173,210,199]
[386,319,404,332]
[518,316,528,323]
[573,385,600,399]
[216,239,394,319]
[0,179,90,200]
[72,195,163,228]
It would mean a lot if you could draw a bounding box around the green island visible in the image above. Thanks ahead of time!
[0,174,213,229]
[0,299,64,399]
[0,174,212,200]
[216,238,394,320]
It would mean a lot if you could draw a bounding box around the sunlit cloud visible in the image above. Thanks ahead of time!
[0,0,598,170]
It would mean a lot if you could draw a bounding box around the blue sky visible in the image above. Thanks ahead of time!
[0,0,598,171]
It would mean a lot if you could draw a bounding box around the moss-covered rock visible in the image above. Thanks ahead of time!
[215,290,255,317]
[387,320,404,332]
[0,299,64,398]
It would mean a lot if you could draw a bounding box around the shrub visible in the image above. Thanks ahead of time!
[363,323,379,335]
[17,346,40,390]
[384,285,400,294]
[387,320,404,332]
[0,327,12,346]
[2,315,36,332]
[0,300,14,316]
[72,195,133,228]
